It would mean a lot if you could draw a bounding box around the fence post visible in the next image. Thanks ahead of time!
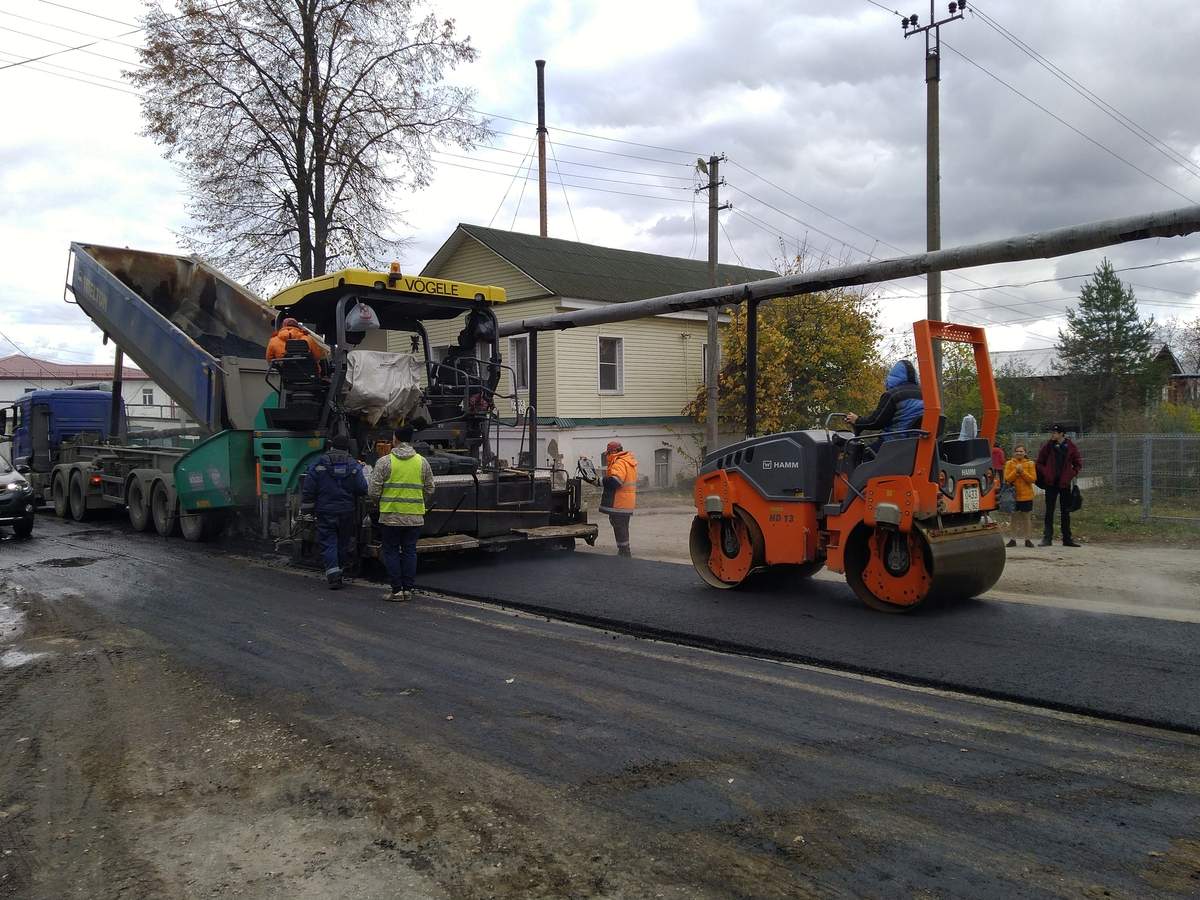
[1111,433,1119,501]
[1141,435,1152,521]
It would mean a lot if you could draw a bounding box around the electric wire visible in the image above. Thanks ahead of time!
[548,139,582,243]
[487,136,535,228]
[968,3,1200,181]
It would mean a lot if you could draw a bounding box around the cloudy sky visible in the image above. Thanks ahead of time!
[2,0,1200,372]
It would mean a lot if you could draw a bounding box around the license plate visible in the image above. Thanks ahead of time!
[962,485,980,512]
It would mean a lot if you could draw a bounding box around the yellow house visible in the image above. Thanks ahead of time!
[403,224,775,487]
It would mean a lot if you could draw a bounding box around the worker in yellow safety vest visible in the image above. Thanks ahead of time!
[599,440,637,557]
[367,424,435,602]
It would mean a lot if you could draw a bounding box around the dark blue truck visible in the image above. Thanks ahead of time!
[0,390,125,505]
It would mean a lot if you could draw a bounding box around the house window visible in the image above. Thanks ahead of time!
[141,387,154,406]
[598,337,623,394]
[702,342,718,385]
[654,448,671,488]
[508,335,529,391]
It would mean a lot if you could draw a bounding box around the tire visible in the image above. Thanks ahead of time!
[180,509,226,542]
[151,481,179,537]
[12,518,33,539]
[127,478,152,532]
[68,470,90,522]
[52,473,69,518]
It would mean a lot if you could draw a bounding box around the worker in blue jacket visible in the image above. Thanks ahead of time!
[301,434,368,589]
[846,360,925,445]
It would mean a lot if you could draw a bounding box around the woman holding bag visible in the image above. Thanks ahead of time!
[1004,444,1037,548]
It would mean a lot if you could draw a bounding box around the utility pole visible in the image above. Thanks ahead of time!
[697,154,729,453]
[535,59,549,238]
[903,0,965,380]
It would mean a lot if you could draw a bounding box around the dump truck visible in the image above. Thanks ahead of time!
[690,320,1005,612]
[41,242,596,554]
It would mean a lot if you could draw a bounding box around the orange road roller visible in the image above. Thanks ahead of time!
[690,321,1006,612]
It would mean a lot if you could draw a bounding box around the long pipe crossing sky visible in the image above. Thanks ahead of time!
[497,204,1200,337]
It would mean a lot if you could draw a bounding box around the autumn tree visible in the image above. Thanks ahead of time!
[1055,258,1156,426]
[684,288,883,434]
[130,0,485,286]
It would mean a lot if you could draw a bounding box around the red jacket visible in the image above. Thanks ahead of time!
[1036,439,1082,489]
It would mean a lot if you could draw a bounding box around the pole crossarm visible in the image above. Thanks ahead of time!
[498,203,1200,337]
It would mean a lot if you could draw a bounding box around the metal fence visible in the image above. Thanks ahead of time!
[1009,433,1200,522]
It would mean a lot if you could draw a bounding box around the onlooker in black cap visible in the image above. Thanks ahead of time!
[1035,423,1083,547]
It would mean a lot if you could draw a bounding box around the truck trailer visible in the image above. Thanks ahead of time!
[28,243,596,556]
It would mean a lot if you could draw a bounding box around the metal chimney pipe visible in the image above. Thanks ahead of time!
[536,59,548,238]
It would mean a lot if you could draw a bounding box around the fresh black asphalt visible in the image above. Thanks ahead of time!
[3,516,1200,897]
[419,550,1200,733]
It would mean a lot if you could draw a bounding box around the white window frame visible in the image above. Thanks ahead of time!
[702,342,718,386]
[141,387,154,406]
[597,335,624,395]
[508,335,530,392]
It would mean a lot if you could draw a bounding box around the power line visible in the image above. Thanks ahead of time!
[941,40,1195,205]
[0,48,134,87]
[0,10,143,49]
[488,127,693,168]
[547,139,581,243]
[488,137,535,228]
[717,217,745,267]
[872,255,1200,301]
[431,156,695,204]
[433,150,691,193]
[479,140,693,181]
[472,108,702,158]
[0,24,146,68]
[0,1,234,73]
[968,3,1200,182]
[37,1,137,28]
[0,50,141,94]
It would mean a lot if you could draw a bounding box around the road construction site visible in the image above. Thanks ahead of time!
[2,514,1199,899]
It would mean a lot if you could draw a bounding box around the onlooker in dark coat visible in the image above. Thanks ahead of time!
[1036,424,1083,547]
[302,434,368,588]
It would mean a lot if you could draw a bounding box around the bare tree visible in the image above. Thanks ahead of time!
[130,0,486,287]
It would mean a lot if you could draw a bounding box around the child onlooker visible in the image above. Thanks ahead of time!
[1003,443,1037,548]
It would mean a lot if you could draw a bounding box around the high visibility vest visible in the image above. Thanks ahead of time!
[604,451,637,513]
[380,453,426,516]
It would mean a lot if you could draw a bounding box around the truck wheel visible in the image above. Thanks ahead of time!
[151,481,179,537]
[68,471,90,522]
[52,473,69,518]
[127,479,152,532]
[180,509,226,542]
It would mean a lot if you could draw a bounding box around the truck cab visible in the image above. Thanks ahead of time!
[0,389,124,502]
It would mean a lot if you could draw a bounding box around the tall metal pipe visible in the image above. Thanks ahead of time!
[498,203,1200,336]
[536,59,548,238]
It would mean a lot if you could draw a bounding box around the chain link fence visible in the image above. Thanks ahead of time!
[1009,433,1200,522]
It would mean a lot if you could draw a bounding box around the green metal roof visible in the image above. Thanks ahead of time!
[444,224,777,304]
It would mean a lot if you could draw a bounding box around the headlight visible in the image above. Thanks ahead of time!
[5,482,22,492]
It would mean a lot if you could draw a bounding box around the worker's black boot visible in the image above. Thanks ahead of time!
[327,572,344,590]
[618,547,632,558]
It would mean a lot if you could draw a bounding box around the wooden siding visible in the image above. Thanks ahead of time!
[430,235,548,301]
[554,314,708,419]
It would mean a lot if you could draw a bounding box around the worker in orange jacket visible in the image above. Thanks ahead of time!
[1003,443,1037,548]
[599,441,637,557]
[266,318,325,369]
